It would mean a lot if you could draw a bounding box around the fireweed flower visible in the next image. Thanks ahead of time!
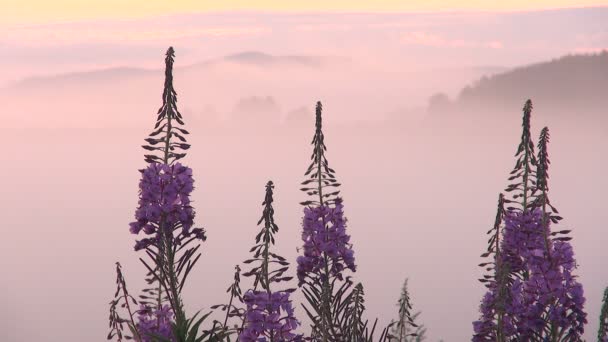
[108,48,215,342]
[240,290,301,342]
[473,290,498,340]
[473,103,586,341]
[473,269,524,341]
[136,304,175,342]
[474,205,586,341]
[296,102,383,341]
[473,207,586,341]
[129,162,205,251]
[238,181,302,341]
[296,198,356,285]
[503,209,586,339]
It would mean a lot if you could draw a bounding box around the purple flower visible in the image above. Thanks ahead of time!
[472,291,497,341]
[296,198,356,285]
[137,304,175,342]
[473,209,587,340]
[239,290,302,342]
[129,163,204,251]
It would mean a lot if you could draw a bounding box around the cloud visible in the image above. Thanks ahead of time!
[401,31,503,49]
[294,23,352,32]
[486,41,504,49]
[3,25,270,46]
[401,31,446,46]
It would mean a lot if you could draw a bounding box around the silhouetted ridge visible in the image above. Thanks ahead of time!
[457,51,608,112]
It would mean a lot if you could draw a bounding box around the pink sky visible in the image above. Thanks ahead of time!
[2,8,608,87]
[3,0,608,25]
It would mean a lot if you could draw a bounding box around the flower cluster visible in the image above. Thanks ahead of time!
[504,209,585,339]
[472,288,499,339]
[239,290,301,342]
[473,276,525,341]
[296,198,356,285]
[473,209,586,340]
[128,162,205,251]
[136,304,175,342]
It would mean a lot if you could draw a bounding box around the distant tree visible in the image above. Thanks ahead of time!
[456,52,608,113]
[285,106,312,126]
[232,95,281,124]
[427,92,451,114]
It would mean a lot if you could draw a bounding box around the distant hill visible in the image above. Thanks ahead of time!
[217,51,342,67]
[7,67,154,90]
[450,51,608,115]
[5,51,341,91]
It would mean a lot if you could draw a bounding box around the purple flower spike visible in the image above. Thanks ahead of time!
[137,304,175,342]
[239,290,302,342]
[129,162,203,251]
[474,209,587,341]
[296,198,356,285]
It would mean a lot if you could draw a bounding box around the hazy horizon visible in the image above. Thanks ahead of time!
[2,7,608,85]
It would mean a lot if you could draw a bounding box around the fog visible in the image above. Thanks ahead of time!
[1,8,608,342]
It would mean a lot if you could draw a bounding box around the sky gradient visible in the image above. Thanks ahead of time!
[3,0,608,25]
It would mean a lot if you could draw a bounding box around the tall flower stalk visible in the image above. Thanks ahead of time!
[342,283,390,341]
[474,101,537,341]
[474,194,511,341]
[532,127,586,341]
[238,181,301,341]
[108,262,142,341]
[211,265,245,339]
[110,47,212,342]
[473,101,586,342]
[506,99,537,216]
[389,279,425,342]
[130,46,204,332]
[297,102,363,341]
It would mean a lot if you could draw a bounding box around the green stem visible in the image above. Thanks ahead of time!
[164,227,185,323]
[541,192,560,342]
[522,147,529,214]
[118,275,142,342]
[495,229,504,342]
[317,147,331,342]
[262,226,275,342]
[223,292,234,329]
[157,93,174,319]
[521,139,532,281]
